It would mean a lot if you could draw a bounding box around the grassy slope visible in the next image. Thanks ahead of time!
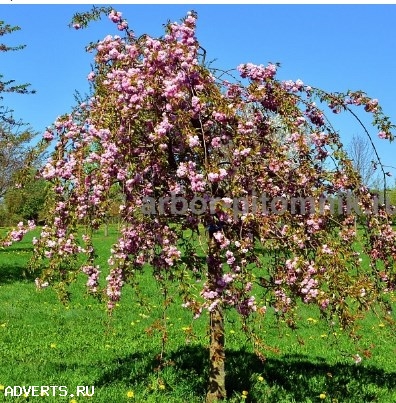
[0,226,395,402]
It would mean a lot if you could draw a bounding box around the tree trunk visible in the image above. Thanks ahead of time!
[206,303,226,402]
[206,236,226,402]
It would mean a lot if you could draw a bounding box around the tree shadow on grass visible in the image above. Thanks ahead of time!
[95,346,396,402]
[0,261,36,284]
[0,244,37,284]
[95,351,157,386]
[95,348,208,398]
[225,350,396,402]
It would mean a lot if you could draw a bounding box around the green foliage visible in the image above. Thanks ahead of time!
[386,188,396,225]
[0,18,46,219]
[1,170,49,225]
[0,122,41,199]
[0,20,35,98]
[0,20,25,51]
[69,6,113,30]
[387,188,396,205]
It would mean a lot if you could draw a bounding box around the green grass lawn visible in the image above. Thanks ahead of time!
[0,226,395,402]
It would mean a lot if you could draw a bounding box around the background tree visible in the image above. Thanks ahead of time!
[0,19,41,200]
[0,120,40,199]
[0,20,35,95]
[32,9,396,402]
[0,20,44,245]
[1,169,48,226]
[347,133,381,189]
[384,179,396,225]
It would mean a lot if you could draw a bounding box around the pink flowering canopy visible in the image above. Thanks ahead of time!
[33,9,395,362]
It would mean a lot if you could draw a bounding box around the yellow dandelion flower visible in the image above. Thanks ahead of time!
[378,323,385,328]
[229,330,235,334]
[319,393,326,399]
[0,384,5,390]
[126,390,134,398]
[50,343,57,348]
[258,376,264,382]
[70,399,77,403]
[307,317,317,323]
[159,384,165,390]
[242,390,248,396]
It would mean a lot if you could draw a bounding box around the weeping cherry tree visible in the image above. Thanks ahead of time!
[32,9,396,401]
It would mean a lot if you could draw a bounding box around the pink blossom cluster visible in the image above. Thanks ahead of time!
[176,161,207,192]
[166,12,197,47]
[281,79,304,92]
[237,120,255,136]
[108,9,128,31]
[162,244,181,266]
[237,62,277,81]
[109,10,122,23]
[236,295,257,316]
[207,168,227,183]
[1,220,35,247]
[274,288,292,313]
[345,91,380,112]
[364,98,379,113]
[94,34,126,63]
[213,231,230,249]
[300,274,319,303]
[200,266,256,317]
[108,227,142,266]
[305,102,325,126]
[306,217,323,233]
[280,258,320,303]
[197,232,258,316]
[36,224,81,259]
[106,268,124,309]
[82,265,101,293]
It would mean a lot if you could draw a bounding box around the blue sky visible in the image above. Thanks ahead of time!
[1,4,396,181]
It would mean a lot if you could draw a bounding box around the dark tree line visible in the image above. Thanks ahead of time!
[0,19,47,226]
